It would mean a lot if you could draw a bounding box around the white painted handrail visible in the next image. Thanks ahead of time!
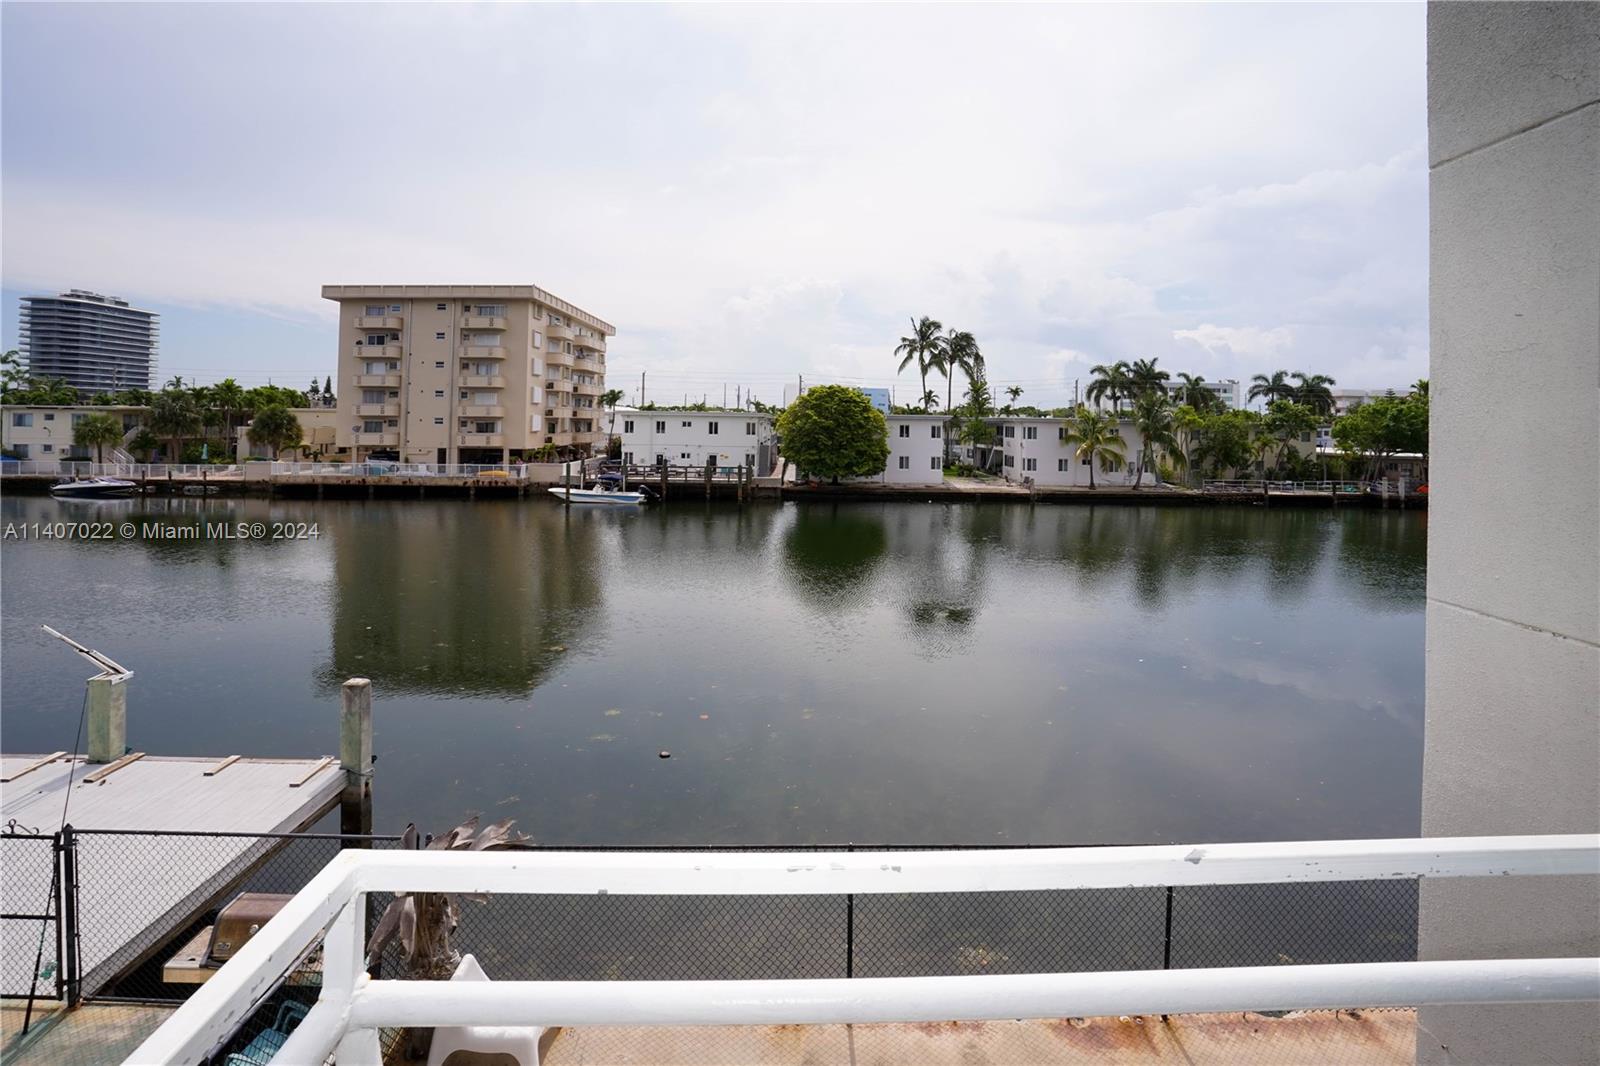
[125,835,1600,1065]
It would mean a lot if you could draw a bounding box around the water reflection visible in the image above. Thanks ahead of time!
[320,503,602,697]
[780,502,888,608]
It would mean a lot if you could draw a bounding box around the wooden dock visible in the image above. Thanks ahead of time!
[0,754,343,1000]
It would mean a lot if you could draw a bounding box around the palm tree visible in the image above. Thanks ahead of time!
[1060,406,1127,489]
[601,387,625,444]
[73,412,122,463]
[895,316,948,409]
[212,378,246,439]
[1126,357,1170,400]
[919,388,939,412]
[943,330,979,415]
[1129,393,1186,491]
[1410,378,1429,399]
[164,375,187,391]
[247,404,303,459]
[1085,361,1133,413]
[1291,372,1337,416]
[1247,370,1295,408]
[1005,385,1024,406]
[1173,372,1213,411]
[148,389,201,462]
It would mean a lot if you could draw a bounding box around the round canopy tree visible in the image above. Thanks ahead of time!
[776,384,889,484]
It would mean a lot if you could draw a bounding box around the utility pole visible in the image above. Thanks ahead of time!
[736,385,741,409]
[723,384,727,409]
[640,371,645,407]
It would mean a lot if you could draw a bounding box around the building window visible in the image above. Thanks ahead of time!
[364,305,386,316]
[682,421,692,428]
[434,390,444,398]
[1004,425,1015,438]
[623,420,635,434]
[436,303,447,311]
[389,304,401,313]
[435,361,445,369]
[531,331,542,349]
[1082,456,1091,466]
[624,452,634,465]
[433,417,444,425]
[898,456,910,469]
[931,424,942,438]
[898,424,910,438]
[1004,454,1015,467]
[363,420,384,433]
[435,332,446,341]
[745,422,756,435]
[11,444,27,458]
[1023,426,1037,440]
[1023,457,1037,472]
[745,454,755,467]
[680,452,691,460]
[931,456,940,469]
[1059,427,1069,440]
[656,421,666,433]
[41,443,52,453]
[43,413,55,421]
[707,422,719,435]
[1058,458,1070,472]
[12,413,32,427]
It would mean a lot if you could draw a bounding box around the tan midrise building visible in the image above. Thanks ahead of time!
[323,285,613,465]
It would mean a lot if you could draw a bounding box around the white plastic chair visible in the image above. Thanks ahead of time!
[425,953,546,1066]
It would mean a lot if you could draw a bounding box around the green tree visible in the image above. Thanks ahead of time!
[1247,370,1295,407]
[1060,406,1127,489]
[1173,373,1218,413]
[0,350,27,398]
[895,316,947,409]
[776,384,889,484]
[128,428,159,462]
[247,404,304,459]
[601,387,626,444]
[919,388,939,412]
[1130,393,1186,490]
[1086,361,1133,413]
[73,412,123,462]
[943,330,979,415]
[1005,385,1023,407]
[1291,372,1337,416]
[1126,357,1170,400]
[324,376,334,404]
[1262,399,1318,473]
[212,378,246,438]
[1191,409,1258,477]
[148,389,201,462]
[1331,393,1427,479]
[165,375,188,391]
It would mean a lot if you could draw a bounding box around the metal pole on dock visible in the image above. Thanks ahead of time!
[340,678,374,839]
[564,462,572,506]
[659,459,668,502]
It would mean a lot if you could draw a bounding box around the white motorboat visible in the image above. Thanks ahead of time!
[50,476,139,499]
[547,486,648,505]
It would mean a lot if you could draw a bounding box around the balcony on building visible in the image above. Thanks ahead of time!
[574,381,602,397]
[546,322,574,343]
[458,374,506,389]
[354,373,402,388]
[352,431,400,446]
[544,348,573,368]
[351,344,402,360]
[355,403,401,417]
[460,345,507,360]
[545,431,577,446]
[354,315,403,330]
[459,404,505,418]
[461,315,507,330]
[574,332,606,353]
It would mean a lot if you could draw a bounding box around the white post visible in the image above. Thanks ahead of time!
[86,675,127,764]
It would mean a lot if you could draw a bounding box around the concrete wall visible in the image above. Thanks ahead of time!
[1419,5,1599,1064]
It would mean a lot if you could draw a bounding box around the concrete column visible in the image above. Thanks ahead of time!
[340,677,374,837]
[85,676,127,764]
[1420,5,1599,1063]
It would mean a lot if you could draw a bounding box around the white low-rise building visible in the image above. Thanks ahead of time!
[3,404,146,461]
[618,410,775,472]
[873,413,946,486]
[993,416,1156,488]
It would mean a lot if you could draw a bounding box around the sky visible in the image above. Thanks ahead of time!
[1,3,1428,408]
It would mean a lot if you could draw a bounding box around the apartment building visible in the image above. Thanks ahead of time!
[3,404,146,461]
[323,285,614,465]
[618,411,775,472]
[1201,379,1242,411]
[993,416,1155,488]
[877,414,946,486]
[19,290,158,395]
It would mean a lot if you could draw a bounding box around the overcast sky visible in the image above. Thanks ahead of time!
[1,3,1427,407]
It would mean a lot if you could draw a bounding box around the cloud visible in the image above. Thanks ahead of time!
[1,3,1429,400]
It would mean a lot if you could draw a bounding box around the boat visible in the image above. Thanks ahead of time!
[547,486,649,505]
[51,476,139,499]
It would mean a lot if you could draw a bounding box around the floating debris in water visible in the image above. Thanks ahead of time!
[658,750,671,759]
[496,795,520,806]
[604,709,622,717]
[548,644,567,653]
[699,714,709,720]
[588,734,615,743]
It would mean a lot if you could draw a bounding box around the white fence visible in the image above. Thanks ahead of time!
[0,460,599,482]
[0,461,243,478]
[127,834,1599,1065]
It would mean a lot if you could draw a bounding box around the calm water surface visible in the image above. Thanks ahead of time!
[0,495,1426,845]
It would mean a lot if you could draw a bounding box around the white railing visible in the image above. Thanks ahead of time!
[128,835,1599,1065]
[0,461,244,478]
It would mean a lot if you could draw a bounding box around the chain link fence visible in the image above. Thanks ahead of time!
[0,832,64,1001]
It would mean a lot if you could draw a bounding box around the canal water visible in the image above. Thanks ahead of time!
[0,495,1426,846]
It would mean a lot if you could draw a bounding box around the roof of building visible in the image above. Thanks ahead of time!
[321,284,615,335]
